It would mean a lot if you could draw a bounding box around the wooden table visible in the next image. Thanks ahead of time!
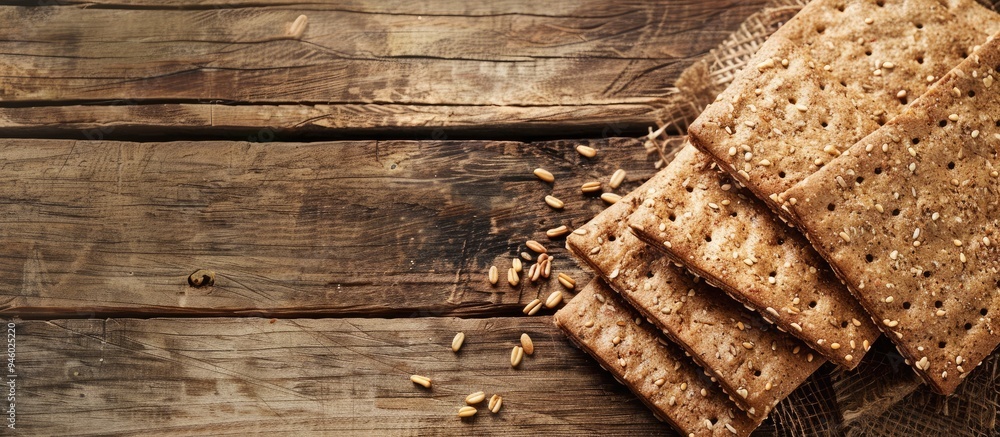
[0,1,773,434]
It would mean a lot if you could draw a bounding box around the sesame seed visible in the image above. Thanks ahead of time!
[908,147,917,157]
[836,175,848,189]
[953,87,962,97]
[680,382,687,390]
[839,231,852,242]
[606,169,628,190]
[793,346,801,354]
[726,423,738,434]
[781,59,789,67]
[488,394,503,413]
[873,69,882,76]
[584,320,594,328]
[875,204,884,213]
[824,64,832,71]
[972,130,980,138]
[953,239,963,247]
[595,294,606,303]
[757,58,776,71]
[523,298,542,315]
[743,258,754,266]
[883,319,899,327]
[885,296,894,303]
[936,309,946,316]
[576,145,597,158]
[864,17,873,24]
[700,388,707,397]
[742,342,754,349]
[721,199,731,206]
[488,266,499,285]
[912,228,920,240]
[728,147,737,156]
[890,250,898,260]
[601,193,622,205]
[544,291,563,309]
[765,382,773,390]
[956,356,964,365]
[795,103,808,112]
[466,391,486,405]
[708,202,719,210]
[807,353,814,362]
[737,322,745,331]
[744,152,753,162]
[883,61,895,69]
[452,332,466,352]
[852,318,862,327]
[510,346,524,367]
[882,143,889,152]
[949,113,959,122]
[831,343,841,350]
[845,354,853,362]
[736,388,748,398]
[791,323,803,332]
[984,237,991,246]
[508,268,520,287]
[960,253,967,263]
[932,212,940,220]
[546,225,569,239]
[909,162,917,172]
[410,375,432,388]
[766,307,779,317]
[533,168,555,183]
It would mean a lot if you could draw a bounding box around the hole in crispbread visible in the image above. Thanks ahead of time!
[777,238,784,245]
[856,176,864,184]
[778,171,786,178]
[788,97,797,104]
[968,90,976,97]
[914,23,923,29]
[865,50,872,56]
[965,322,973,330]
[768,271,776,277]
[837,4,845,11]
[898,97,908,104]
[841,321,848,328]
[892,208,900,216]
[911,138,919,145]
[995,120,1000,127]
[840,80,847,87]
[705,235,712,242]
[875,0,884,6]
[865,254,873,263]
[948,162,955,170]
[646,271,654,278]
[938,341,946,349]
[821,121,828,128]
[874,167,882,174]
[819,83,827,91]
[934,300,943,308]
[685,186,693,193]
[668,213,676,221]
[827,203,836,211]
[940,120,948,127]
[923,271,931,278]
[903,302,911,309]
[730,212,738,217]
[809,301,817,308]
[816,26,825,34]
[608,235,616,242]
[916,56,924,64]
[710,417,719,425]
[981,308,988,316]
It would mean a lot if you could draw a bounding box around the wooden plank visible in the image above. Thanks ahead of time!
[0,0,768,137]
[5,316,686,435]
[0,137,659,318]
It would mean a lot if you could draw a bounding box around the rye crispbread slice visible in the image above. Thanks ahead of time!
[628,145,880,369]
[687,0,1000,221]
[566,158,824,418]
[782,34,1000,395]
[554,279,764,436]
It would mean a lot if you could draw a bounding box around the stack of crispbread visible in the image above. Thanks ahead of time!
[554,0,1000,434]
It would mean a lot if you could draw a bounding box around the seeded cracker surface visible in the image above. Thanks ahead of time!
[628,146,879,369]
[688,0,1000,221]
[783,34,1000,395]
[566,156,823,418]
[554,279,763,437]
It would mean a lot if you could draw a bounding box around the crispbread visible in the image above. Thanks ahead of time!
[554,279,764,436]
[688,0,1000,221]
[782,34,1000,395]
[566,158,824,418]
[627,145,879,369]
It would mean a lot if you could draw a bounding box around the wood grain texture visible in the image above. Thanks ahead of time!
[0,0,768,137]
[5,316,694,436]
[0,137,658,318]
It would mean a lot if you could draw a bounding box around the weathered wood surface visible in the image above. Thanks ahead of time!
[8,316,692,436]
[0,0,768,138]
[0,137,659,318]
